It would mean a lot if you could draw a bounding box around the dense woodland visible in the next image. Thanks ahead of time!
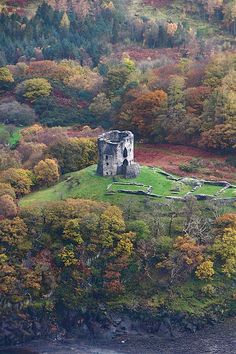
[0,0,235,346]
[0,52,236,150]
[0,1,235,150]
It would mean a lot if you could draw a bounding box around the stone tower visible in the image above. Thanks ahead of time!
[97,130,140,178]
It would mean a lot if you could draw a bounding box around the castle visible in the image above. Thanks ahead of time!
[97,130,140,178]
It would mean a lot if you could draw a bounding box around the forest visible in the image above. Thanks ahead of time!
[0,1,235,149]
[0,0,235,348]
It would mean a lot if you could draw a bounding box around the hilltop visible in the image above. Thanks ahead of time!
[21,165,236,207]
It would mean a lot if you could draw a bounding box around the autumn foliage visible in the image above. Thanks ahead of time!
[34,158,60,186]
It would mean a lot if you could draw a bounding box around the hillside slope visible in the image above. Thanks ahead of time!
[2,0,120,17]
[2,0,235,54]
[3,0,236,42]
[21,165,236,207]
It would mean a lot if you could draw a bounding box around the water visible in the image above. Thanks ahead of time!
[1,317,236,354]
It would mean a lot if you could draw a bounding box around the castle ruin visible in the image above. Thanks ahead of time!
[97,130,140,178]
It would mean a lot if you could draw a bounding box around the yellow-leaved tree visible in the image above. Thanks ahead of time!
[0,67,14,88]
[195,260,215,279]
[34,158,60,187]
[1,168,33,197]
[60,12,70,29]
[213,226,236,277]
[16,78,52,101]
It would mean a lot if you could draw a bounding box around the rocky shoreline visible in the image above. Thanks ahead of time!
[1,317,236,354]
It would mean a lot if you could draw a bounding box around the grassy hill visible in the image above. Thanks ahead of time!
[20,165,236,207]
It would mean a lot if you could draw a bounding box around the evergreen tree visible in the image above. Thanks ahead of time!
[60,12,70,29]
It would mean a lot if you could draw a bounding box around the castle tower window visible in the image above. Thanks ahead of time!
[105,155,109,160]
[123,159,128,167]
[123,148,128,158]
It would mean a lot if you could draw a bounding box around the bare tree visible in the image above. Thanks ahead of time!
[183,216,211,244]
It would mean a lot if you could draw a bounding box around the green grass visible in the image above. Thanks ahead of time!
[20,165,236,208]
[193,184,236,197]
[20,165,189,207]
[193,184,222,196]
[222,187,236,198]
[109,183,149,193]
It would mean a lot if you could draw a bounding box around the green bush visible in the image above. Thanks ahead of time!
[179,158,203,173]
[226,155,236,168]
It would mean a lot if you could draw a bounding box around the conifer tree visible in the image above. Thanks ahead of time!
[60,12,70,29]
